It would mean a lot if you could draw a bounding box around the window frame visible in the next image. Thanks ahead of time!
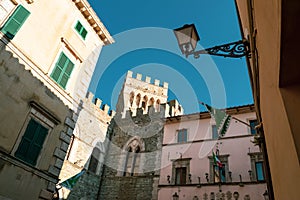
[74,20,88,41]
[248,119,258,135]
[212,124,218,139]
[255,161,265,181]
[171,158,191,185]
[12,105,55,167]
[208,154,229,183]
[248,152,265,182]
[50,51,75,89]
[177,128,188,143]
[0,4,30,39]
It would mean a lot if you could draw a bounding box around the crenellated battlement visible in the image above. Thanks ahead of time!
[117,71,170,116]
[85,92,115,122]
[126,70,168,88]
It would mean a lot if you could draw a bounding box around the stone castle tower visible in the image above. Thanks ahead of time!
[98,71,183,200]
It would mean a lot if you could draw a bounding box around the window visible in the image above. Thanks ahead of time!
[213,164,226,183]
[255,161,265,181]
[249,119,258,135]
[209,154,229,183]
[212,125,218,139]
[15,118,48,166]
[50,52,74,89]
[88,142,105,174]
[175,167,187,185]
[88,148,100,173]
[249,152,265,181]
[171,158,191,185]
[177,129,187,143]
[74,21,87,40]
[1,5,30,39]
[122,139,142,176]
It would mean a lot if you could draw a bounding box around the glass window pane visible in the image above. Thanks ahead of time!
[256,162,265,181]
[212,125,218,139]
[178,129,187,143]
[250,120,258,134]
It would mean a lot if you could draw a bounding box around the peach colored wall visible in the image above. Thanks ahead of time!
[235,1,300,199]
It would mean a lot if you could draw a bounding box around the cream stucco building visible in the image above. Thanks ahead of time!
[0,0,113,199]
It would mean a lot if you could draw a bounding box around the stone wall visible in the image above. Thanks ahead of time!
[99,176,158,200]
[67,171,102,200]
[98,106,168,200]
[58,92,114,199]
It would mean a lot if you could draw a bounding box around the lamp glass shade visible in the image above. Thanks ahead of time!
[173,24,200,55]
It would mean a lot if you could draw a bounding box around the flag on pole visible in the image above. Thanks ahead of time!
[213,151,222,168]
[60,169,85,190]
[204,104,231,137]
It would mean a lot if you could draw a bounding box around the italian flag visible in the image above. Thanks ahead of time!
[204,104,231,137]
[213,152,223,168]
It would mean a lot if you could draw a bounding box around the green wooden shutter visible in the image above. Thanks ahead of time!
[15,119,38,161]
[50,52,74,89]
[1,5,30,39]
[74,21,87,40]
[15,119,48,165]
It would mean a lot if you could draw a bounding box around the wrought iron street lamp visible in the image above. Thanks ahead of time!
[233,191,239,200]
[172,192,179,200]
[263,190,269,200]
[173,24,249,58]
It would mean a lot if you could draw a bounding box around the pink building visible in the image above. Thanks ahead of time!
[158,105,267,200]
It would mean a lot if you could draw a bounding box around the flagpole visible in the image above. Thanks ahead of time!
[198,101,251,128]
[232,116,251,127]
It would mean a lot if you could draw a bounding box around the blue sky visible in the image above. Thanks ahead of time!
[88,0,253,114]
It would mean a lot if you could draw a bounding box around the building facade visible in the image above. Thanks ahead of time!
[58,92,114,199]
[235,1,300,199]
[158,105,267,200]
[0,0,112,199]
[97,71,183,200]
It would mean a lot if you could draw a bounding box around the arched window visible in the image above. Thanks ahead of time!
[123,138,143,176]
[129,91,134,107]
[88,142,105,174]
[149,97,155,107]
[88,147,100,173]
[136,94,141,107]
[156,99,161,111]
[142,95,148,110]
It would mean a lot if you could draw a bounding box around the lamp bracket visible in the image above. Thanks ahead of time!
[188,39,250,58]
